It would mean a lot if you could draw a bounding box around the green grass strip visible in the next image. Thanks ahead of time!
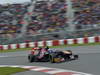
[0,67,28,75]
[0,48,31,53]
[50,42,100,48]
[0,42,100,53]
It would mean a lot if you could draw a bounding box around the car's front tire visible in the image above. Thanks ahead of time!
[49,55,55,63]
[73,55,78,60]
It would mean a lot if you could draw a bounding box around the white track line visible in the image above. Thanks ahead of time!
[31,67,53,71]
[0,55,26,57]
[45,69,67,74]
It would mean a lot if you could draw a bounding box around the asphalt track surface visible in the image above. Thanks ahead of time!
[0,45,100,75]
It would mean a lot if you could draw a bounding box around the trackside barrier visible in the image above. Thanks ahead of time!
[95,36,99,42]
[0,36,100,50]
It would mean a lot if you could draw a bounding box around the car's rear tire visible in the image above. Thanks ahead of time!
[28,54,35,63]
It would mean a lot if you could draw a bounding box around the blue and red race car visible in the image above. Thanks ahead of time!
[28,47,78,63]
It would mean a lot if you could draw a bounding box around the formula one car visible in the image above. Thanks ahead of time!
[28,47,78,63]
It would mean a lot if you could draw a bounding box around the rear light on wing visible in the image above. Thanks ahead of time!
[31,51,34,54]
[30,50,39,55]
[29,50,34,55]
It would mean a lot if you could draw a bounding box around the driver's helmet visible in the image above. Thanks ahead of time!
[45,46,49,51]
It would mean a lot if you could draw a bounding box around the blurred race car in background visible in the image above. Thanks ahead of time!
[28,47,78,63]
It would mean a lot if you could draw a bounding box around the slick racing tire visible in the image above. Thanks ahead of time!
[28,54,35,63]
[50,55,62,63]
[73,55,78,60]
[50,55,55,63]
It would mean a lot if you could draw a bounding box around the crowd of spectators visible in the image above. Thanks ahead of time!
[0,0,68,38]
[0,3,30,38]
[27,0,68,35]
[72,0,100,29]
[0,0,100,40]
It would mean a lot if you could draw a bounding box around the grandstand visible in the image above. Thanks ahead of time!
[0,0,100,45]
